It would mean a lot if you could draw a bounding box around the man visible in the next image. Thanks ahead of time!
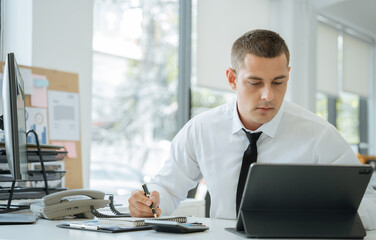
[128,29,376,230]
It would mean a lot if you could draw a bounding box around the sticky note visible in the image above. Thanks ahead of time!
[33,74,49,87]
[64,142,77,158]
[31,86,48,108]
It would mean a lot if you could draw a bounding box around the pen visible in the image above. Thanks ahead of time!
[142,184,157,218]
[69,223,100,230]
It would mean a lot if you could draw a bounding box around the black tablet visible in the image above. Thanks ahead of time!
[226,163,373,239]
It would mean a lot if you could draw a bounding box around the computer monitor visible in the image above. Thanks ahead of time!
[1,53,28,181]
[0,53,39,223]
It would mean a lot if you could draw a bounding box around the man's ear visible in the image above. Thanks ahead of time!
[286,66,291,83]
[226,68,237,90]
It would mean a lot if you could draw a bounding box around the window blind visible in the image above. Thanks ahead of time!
[316,23,339,96]
[342,33,371,97]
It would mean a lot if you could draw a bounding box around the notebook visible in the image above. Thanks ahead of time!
[112,216,187,226]
[56,216,187,233]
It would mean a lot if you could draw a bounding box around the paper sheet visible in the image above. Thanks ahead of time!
[48,90,80,141]
[19,67,33,95]
[31,86,48,108]
[64,142,77,158]
[50,141,78,159]
[32,74,49,87]
[0,73,3,101]
[0,73,3,120]
[31,74,49,108]
[25,107,49,144]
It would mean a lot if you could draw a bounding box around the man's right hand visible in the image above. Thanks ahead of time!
[128,190,162,217]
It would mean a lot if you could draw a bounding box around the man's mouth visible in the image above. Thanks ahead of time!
[256,106,274,112]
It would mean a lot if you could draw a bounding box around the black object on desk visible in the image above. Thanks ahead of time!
[226,163,373,239]
[145,220,209,233]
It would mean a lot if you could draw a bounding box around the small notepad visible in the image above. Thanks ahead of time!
[104,216,187,227]
[57,220,151,233]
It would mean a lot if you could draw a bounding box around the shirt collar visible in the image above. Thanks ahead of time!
[231,100,285,138]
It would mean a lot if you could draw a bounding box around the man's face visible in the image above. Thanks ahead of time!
[226,53,290,130]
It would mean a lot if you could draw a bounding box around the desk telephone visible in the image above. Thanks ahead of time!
[30,189,130,220]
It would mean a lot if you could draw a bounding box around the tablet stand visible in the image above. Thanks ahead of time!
[233,209,366,239]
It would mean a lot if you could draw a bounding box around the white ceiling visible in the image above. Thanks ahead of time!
[317,0,376,39]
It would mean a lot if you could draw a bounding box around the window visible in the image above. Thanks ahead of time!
[316,20,373,154]
[336,92,360,144]
[315,92,328,121]
[90,0,179,198]
[191,87,235,117]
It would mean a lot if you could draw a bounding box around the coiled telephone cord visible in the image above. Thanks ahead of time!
[90,195,131,218]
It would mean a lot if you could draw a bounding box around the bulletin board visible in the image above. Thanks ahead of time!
[1,62,83,189]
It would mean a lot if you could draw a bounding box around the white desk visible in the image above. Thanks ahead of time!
[0,217,236,240]
[1,216,376,240]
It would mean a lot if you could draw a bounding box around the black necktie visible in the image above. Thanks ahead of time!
[236,129,262,215]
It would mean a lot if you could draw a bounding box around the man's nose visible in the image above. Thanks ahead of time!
[261,85,274,101]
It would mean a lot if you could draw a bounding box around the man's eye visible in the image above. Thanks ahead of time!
[273,82,283,85]
[249,82,260,86]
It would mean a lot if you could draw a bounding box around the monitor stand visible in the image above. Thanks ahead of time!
[0,180,37,224]
[0,213,37,224]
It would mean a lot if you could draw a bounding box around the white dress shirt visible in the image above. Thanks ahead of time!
[148,100,376,230]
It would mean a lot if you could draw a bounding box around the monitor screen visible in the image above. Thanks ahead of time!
[2,53,28,180]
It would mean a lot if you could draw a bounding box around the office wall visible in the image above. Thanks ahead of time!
[3,0,94,187]
[3,0,33,65]
[196,0,270,91]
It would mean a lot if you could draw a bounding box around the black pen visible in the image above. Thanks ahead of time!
[142,184,157,218]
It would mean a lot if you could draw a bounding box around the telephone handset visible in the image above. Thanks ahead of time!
[30,189,130,220]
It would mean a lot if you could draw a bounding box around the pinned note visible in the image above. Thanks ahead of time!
[64,142,77,158]
[25,107,49,144]
[31,86,48,107]
[30,74,49,108]
[48,90,80,141]
[33,74,49,87]
[50,141,77,159]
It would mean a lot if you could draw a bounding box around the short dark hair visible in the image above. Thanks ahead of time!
[231,29,290,72]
